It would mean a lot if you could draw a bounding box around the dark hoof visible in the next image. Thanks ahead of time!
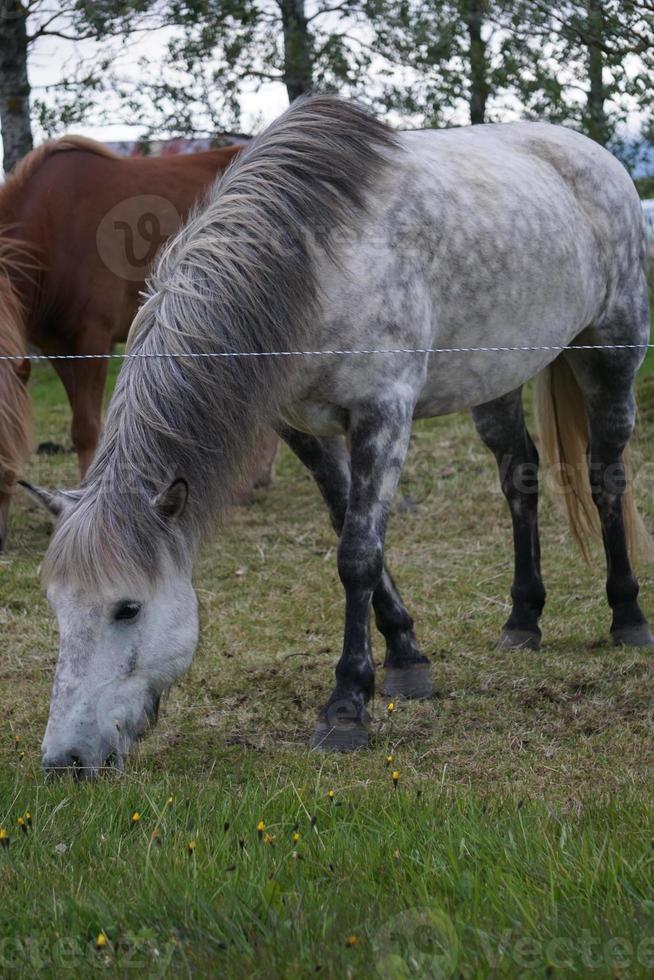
[612,624,654,647]
[380,664,433,700]
[498,629,541,651]
[309,702,370,752]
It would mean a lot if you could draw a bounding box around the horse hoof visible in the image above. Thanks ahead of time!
[611,624,654,647]
[498,629,541,651]
[309,722,369,752]
[309,703,371,752]
[380,664,433,700]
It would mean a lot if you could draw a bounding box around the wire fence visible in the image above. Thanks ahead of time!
[2,342,654,362]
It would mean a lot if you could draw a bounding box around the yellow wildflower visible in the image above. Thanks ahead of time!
[187,840,197,854]
[392,770,400,787]
[387,702,396,714]
[345,934,358,947]
[131,811,141,824]
[292,832,300,843]
[95,932,108,950]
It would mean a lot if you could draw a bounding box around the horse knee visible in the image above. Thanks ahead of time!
[71,415,100,453]
[337,533,383,593]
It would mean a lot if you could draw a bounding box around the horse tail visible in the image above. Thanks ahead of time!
[0,238,32,491]
[534,355,652,563]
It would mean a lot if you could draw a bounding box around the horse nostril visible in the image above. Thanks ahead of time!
[103,751,122,772]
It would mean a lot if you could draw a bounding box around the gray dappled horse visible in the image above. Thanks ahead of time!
[24,95,653,775]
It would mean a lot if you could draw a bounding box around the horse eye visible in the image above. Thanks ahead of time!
[113,601,141,622]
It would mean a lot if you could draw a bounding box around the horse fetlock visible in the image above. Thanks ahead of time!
[609,596,649,640]
[382,627,426,669]
[381,663,433,700]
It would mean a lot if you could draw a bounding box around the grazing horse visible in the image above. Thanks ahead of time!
[24,95,652,776]
[0,135,278,548]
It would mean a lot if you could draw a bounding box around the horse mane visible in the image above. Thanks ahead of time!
[44,95,399,588]
[0,236,32,487]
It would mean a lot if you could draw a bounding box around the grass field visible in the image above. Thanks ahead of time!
[3,341,654,977]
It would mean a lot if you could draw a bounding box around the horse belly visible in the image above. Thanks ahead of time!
[413,348,558,417]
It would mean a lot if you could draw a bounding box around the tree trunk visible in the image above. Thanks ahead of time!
[585,0,609,145]
[278,0,313,103]
[0,0,32,173]
[463,0,489,125]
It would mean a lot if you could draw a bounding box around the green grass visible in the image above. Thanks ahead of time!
[3,330,654,977]
[4,775,654,978]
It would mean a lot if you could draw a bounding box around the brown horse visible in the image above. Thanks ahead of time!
[0,136,278,549]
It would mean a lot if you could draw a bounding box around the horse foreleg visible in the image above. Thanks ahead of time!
[277,424,431,702]
[296,402,414,751]
[52,347,109,478]
[472,389,546,650]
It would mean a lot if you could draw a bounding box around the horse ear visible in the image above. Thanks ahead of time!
[18,481,80,518]
[152,478,188,521]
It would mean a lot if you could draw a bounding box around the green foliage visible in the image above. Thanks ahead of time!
[496,0,654,151]
[636,175,654,200]
[368,0,536,126]
[114,0,377,134]
[21,0,654,163]
[366,0,654,153]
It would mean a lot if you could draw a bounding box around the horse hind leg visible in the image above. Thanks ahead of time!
[563,334,653,646]
[472,388,546,650]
